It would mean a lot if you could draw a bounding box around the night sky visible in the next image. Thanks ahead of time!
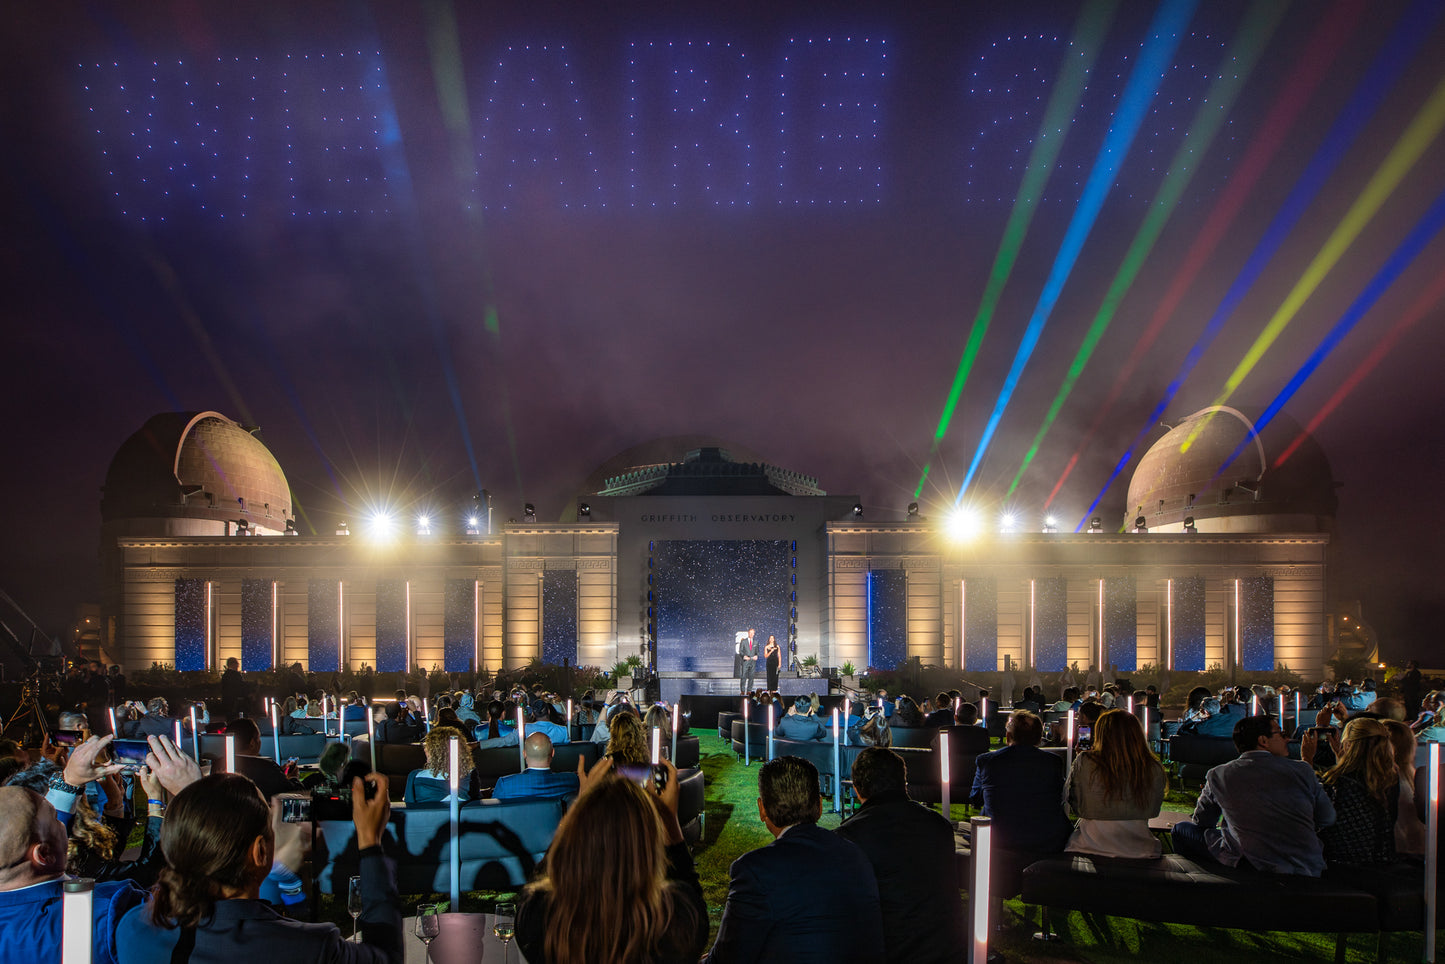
[2,1,1442,659]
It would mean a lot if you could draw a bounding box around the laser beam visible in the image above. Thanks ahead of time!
[1214,187,1445,477]
[1182,69,1445,451]
[912,0,1119,499]
[1006,0,1286,497]
[1040,0,1369,510]
[956,0,1198,502]
[1074,0,1443,528]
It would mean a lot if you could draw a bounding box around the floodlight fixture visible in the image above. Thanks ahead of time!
[1042,516,1058,533]
[907,502,919,518]
[999,512,1018,533]
[1133,516,1148,533]
[1183,516,1197,534]
[1088,517,1104,533]
[946,507,982,542]
[852,503,864,517]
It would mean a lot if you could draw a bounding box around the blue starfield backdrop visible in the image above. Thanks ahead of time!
[374,579,408,673]
[1104,575,1137,672]
[444,578,479,672]
[867,569,907,671]
[1033,576,1069,672]
[1171,575,1207,672]
[307,579,340,672]
[240,578,273,671]
[962,576,998,672]
[1239,575,1275,672]
[541,570,578,668]
[174,578,206,672]
[655,540,789,674]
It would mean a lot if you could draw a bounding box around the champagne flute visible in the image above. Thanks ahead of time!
[413,903,440,959]
[347,875,363,942]
[493,901,516,962]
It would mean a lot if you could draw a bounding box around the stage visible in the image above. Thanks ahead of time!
[659,671,825,702]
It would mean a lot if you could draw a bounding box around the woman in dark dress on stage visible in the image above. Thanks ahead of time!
[764,634,781,691]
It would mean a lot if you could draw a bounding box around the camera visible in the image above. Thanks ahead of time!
[615,763,669,793]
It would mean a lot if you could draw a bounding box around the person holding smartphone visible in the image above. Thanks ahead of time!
[117,771,400,963]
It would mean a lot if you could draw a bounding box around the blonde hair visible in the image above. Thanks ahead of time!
[525,777,686,964]
[423,726,473,779]
[1384,719,1417,775]
[1326,717,1399,804]
[1084,709,1164,805]
[606,711,649,765]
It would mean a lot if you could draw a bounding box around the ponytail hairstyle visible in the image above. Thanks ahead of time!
[149,774,271,929]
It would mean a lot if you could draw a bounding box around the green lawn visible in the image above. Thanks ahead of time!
[317,729,1435,962]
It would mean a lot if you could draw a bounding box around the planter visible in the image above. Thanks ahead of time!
[616,676,633,690]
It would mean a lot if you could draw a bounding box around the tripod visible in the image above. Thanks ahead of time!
[2,677,49,747]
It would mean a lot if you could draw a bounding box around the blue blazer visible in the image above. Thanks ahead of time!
[491,766,580,801]
[970,743,1072,855]
[705,822,883,963]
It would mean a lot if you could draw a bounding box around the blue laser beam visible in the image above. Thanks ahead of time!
[955,0,1198,503]
[1074,0,1444,529]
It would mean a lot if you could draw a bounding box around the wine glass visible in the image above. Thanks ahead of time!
[413,903,440,959]
[493,901,517,962]
[347,875,363,942]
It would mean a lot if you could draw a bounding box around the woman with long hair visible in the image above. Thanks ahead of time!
[118,771,399,962]
[606,707,649,765]
[517,759,706,964]
[405,726,481,803]
[474,698,519,748]
[1317,717,1400,865]
[1065,708,1166,858]
[763,634,781,691]
[1384,719,1426,856]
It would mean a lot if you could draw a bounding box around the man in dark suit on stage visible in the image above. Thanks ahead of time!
[705,756,884,963]
[738,627,759,694]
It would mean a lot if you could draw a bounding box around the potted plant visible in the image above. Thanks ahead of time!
[611,660,633,690]
[839,661,857,689]
[800,653,819,678]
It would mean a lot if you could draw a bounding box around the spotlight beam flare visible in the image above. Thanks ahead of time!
[1039,0,1369,510]
[1074,0,1443,528]
[956,0,1198,503]
[1182,68,1445,451]
[1212,187,1445,478]
[1006,0,1286,497]
[912,0,1120,499]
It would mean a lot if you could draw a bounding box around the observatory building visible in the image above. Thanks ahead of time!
[99,408,1333,686]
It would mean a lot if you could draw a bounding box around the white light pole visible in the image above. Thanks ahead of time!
[969,817,993,964]
[61,878,95,964]
[449,736,461,909]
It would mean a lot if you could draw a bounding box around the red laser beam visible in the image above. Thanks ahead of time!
[1276,267,1445,466]
[1041,0,1367,510]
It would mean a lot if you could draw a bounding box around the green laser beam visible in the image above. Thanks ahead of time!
[913,0,1119,499]
[1005,0,1286,497]
[1182,67,1445,452]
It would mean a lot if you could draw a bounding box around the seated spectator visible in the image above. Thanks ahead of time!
[454,691,481,726]
[1385,719,1426,856]
[605,709,649,766]
[1065,709,1165,859]
[0,734,198,964]
[492,734,580,801]
[589,693,631,744]
[0,739,29,768]
[226,718,304,799]
[339,692,368,724]
[1051,686,1080,713]
[1364,697,1407,722]
[516,758,704,964]
[924,692,955,726]
[775,697,825,741]
[307,742,353,791]
[971,710,1072,856]
[288,695,311,720]
[374,702,421,745]
[892,696,923,728]
[854,706,892,747]
[473,699,519,747]
[116,771,400,963]
[1014,688,1043,715]
[528,699,571,745]
[1179,697,1236,738]
[1346,679,1378,713]
[435,707,465,731]
[1171,715,1335,875]
[1313,717,1399,866]
[405,727,482,803]
[705,756,883,962]
[955,701,979,727]
[279,697,317,735]
[836,748,964,963]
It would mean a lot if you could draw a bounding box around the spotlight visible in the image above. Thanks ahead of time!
[852,503,863,517]
[999,513,1018,533]
[578,502,591,519]
[523,503,536,522]
[1088,517,1104,533]
[946,508,982,541]
[284,519,299,536]
[369,512,396,542]
[1132,516,1148,533]
[335,521,350,536]
[465,515,481,535]
[1042,516,1058,533]
[907,502,919,518]
[416,515,432,535]
[1183,516,1197,534]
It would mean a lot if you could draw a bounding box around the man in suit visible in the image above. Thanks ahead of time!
[738,627,759,694]
[705,756,884,963]
[129,697,177,738]
[836,748,964,963]
[970,710,1072,857]
[227,718,305,799]
[491,733,580,801]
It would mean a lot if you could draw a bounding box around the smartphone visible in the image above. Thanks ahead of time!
[110,739,151,770]
[1075,725,1093,741]
[280,796,312,823]
[51,730,85,747]
[615,763,669,792]
[1310,726,1337,738]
